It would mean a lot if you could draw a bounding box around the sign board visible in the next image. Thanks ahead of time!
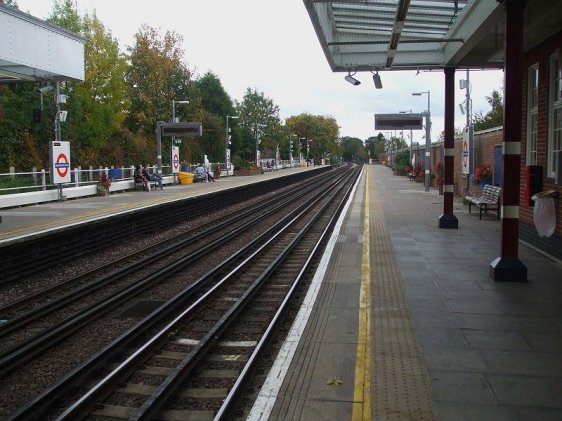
[171,145,180,174]
[160,122,202,137]
[462,126,474,175]
[374,113,424,130]
[49,141,71,184]
[226,148,231,170]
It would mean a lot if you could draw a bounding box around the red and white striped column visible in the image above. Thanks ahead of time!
[439,67,458,229]
[489,0,527,282]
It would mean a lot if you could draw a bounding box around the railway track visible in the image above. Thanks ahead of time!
[2,165,361,419]
[0,169,330,359]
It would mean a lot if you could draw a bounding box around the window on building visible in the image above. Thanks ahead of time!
[548,53,562,178]
[527,64,539,165]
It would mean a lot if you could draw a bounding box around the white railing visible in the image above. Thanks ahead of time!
[0,164,171,209]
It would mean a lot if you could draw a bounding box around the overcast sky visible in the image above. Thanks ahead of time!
[17,0,504,143]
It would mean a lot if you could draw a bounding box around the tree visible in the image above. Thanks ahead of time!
[125,25,192,136]
[195,72,235,118]
[473,89,503,131]
[340,136,367,162]
[365,133,387,160]
[235,88,281,163]
[46,3,129,165]
[285,113,340,163]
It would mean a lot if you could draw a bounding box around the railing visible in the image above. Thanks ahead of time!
[0,160,302,211]
[0,165,172,194]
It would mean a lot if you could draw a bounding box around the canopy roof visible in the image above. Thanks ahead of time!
[0,3,84,83]
[304,0,562,73]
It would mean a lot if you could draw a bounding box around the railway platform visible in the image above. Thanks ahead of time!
[0,166,318,245]
[251,164,562,421]
[1,163,562,420]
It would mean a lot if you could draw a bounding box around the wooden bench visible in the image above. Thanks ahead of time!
[465,184,502,220]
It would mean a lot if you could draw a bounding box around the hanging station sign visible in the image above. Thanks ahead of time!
[374,113,424,130]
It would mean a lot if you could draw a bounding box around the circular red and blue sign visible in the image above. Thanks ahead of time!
[55,153,70,177]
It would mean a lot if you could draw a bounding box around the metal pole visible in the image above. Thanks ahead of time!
[156,121,163,172]
[55,81,61,142]
[255,123,259,167]
[225,116,229,177]
[424,92,431,192]
[171,100,176,177]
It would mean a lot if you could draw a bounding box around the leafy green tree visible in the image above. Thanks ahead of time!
[235,88,281,162]
[473,89,503,131]
[365,133,386,160]
[46,2,129,165]
[125,25,192,136]
[340,136,367,162]
[285,113,340,162]
[48,0,81,33]
[195,72,235,117]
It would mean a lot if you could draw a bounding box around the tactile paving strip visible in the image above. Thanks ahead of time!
[369,169,435,420]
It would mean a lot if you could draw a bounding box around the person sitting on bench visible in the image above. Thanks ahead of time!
[134,165,149,191]
[142,164,164,190]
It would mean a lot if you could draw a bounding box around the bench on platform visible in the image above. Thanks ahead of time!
[465,184,502,220]
[134,175,157,191]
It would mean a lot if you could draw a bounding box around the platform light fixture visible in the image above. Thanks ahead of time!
[372,71,383,89]
[345,71,360,86]
[412,91,431,192]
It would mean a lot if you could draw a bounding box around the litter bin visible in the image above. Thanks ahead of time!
[531,191,557,238]
[178,171,194,185]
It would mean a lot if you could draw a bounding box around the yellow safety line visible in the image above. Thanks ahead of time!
[352,169,372,421]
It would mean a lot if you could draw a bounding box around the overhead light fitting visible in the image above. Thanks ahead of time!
[372,71,383,89]
[37,85,53,94]
[345,71,360,86]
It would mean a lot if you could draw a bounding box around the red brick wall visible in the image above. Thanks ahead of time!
[520,30,562,237]
[452,128,503,196]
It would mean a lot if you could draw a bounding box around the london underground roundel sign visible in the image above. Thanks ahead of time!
[50,141,71,183]
[55,153,70,178]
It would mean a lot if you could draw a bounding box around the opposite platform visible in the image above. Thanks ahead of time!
[0,166,318,245]
[251,164,562,420]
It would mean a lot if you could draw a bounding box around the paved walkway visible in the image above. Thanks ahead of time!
[374,164,562,420]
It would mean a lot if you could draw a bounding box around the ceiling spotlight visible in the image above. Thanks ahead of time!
[372,71,382,89]
[345,72,360,86]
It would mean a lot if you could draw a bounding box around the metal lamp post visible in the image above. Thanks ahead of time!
[225,115,238,177]
[255,123,266,167]
[412,91,431,191]
[289,134,296,167]
[299,138,306,165]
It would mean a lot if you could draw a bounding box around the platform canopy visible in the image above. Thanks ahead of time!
[303,0,562,73]
[0,3,84,83]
